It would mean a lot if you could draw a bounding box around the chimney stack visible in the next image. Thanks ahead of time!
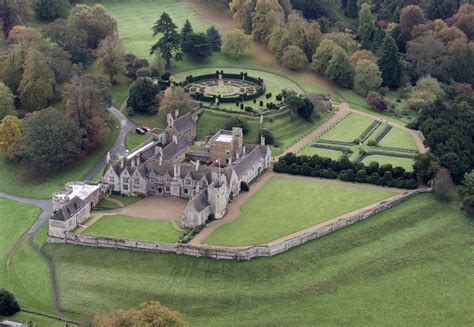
[260,135,266,146]
[195,160,200,171]
[173,135,178,144]
[175,109,179,118]
[106,151,111,163]
[243,146,246,155]
[159,156,163,166]
[120,158,124,169]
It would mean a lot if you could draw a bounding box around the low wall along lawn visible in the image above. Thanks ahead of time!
[48,189,430,260]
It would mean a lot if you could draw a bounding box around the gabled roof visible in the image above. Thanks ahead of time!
[173,112,196,135]
[51,197,86,221]
[185,189,209,213]
[233,145,268,178]
[162,136,191,161]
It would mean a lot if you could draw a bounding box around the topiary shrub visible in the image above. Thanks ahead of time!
[240,181,250,192]
[0,289,20,316]
[367,139,377,146]
[353,138,361,144]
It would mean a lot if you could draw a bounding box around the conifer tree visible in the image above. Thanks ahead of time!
[180,19,193,43]
[345,0,358,18]
[150,12,182,68]
[378,34,403,88]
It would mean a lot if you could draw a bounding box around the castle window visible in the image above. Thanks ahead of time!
[123,184,129,191]
[109,177,114,183]
[134,178,139,185]
[123,177,129,183]
[184,189,188,194]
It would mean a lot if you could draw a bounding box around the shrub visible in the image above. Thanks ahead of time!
[240,181,249,192]
[353,138,361,144]
[433,169,455,202]
[225,117,249,135]
[0,289,20,316]
[367,139,377,146]
[462,195,474,218]
[259,128,275,145]
[208,213,216,221]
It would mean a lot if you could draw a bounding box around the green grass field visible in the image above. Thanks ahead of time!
[44,193,474,325]
[378,127,418,150]
[83,214,181,243]
[0,116,119,199]
[362,155,415,171]
[103,0,225,59]
[298,146,345,160]
[320,113,374,142]
[0,199,55,316]
[204,177,396,246]
[125,131,148,150]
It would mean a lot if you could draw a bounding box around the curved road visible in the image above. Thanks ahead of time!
[0,106,134,323]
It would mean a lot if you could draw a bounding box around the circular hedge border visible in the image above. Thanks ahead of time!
[179,70,266,104]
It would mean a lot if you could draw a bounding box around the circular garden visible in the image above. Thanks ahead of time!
[180,70,265,103]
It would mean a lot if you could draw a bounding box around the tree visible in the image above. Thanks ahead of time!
[68,4,117,50]
[398,5,425,51]
[18,49,55,112]
[433,168,454,202]
[159,86,194,115]
[93,301,185,327]
[378,34,403,88]
[182,32,213,61]
[207,26,222,51]
[406,31,447,81]
[127,78,160,114]
[252,0,283,43]
[15,108,82,173]
[285,92,314,121]
[64,75,111,151]
[462,171,474,196]
[42,18,90,64]
[280,45,307,70]
[462,195,474,217]
[325,46,353,88]
[358,3,375,49]
[259,128,275,145]
[241,0,256,34]
[221,29,249,59]
[345,0,357,18]
[150,12,182,68]
[0,115,21,159]
[0,82,15,120]
[407,76,444,111]
[354,59,382,96]
[414,152,440,183]
[225,116,249,135]
[0,289,20,316]
[180,19,193,43]
[311,38,337,74]
[450,4,474,40]
[95,36,127,84]
[427,0,459,20]
[36,0,69,20]
[350,49,377,67]
[0,0,18,37]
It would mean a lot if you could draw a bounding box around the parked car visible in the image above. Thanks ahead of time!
[135,127,146,135]
[141,126,151,132]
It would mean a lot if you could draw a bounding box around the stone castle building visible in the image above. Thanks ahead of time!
[48,110,272,238]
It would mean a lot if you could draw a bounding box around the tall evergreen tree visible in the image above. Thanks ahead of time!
[182,32,212,61]
[358,3,375,49]
[378,34,403,88]
[180,19,193,43]
[150,12,182,68]
[345,0,358,18]
[207,26,222,51]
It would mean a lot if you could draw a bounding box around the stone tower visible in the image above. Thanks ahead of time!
[207,173,228,219]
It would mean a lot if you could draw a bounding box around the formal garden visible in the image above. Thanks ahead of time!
[298,112,419,171]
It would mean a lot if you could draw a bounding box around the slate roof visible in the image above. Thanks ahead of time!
[233,144,268,178]
[162,136,191,161]
[51,197,86,221]
[173,113,196,134]
[185,189,209,213]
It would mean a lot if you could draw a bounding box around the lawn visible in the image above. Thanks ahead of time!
[320,112,374,142]
[45,193,474,325]
[125,130,148,150]
[0,115,119,199]
[362,155,415,171]
[0,199,55,316]
[298,146,344,160]
[83,214,181,243]
[204,177,396,246]
[102,0,228,59]
[378,127,418,150]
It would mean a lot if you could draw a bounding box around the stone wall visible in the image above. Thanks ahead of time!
[47,188,430,261]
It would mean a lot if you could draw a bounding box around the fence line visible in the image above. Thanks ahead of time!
[48,188,430,261]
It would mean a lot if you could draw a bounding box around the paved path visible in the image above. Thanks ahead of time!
[281,105,349,157]
[83,106,137,182]
[190,172,404,245]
